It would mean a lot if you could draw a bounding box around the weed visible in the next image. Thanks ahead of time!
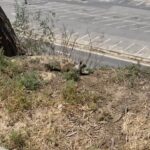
[4,82,32,113]
[9,130,26,149]
[13,0,29,30]
[78,90,106,106]
[45,60,61,71]
[13,1,79,57]
[63,69,80,81]
[0,63,32,113]
[0,49,22,75]
[20,71,41,90]
[13,1,56,55]
[114,65,141,88]
[62,80,78,104]
[62,82,104,105]
[0,49,9,71]
[125,65,140,77]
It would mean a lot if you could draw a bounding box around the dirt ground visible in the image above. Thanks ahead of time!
[0,55,150,150]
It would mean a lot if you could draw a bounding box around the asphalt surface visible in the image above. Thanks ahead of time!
[1,0,150,66]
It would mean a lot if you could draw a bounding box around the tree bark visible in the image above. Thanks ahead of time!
[0,6,23,56]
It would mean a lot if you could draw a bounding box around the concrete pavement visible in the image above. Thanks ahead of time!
[1,0,150,66]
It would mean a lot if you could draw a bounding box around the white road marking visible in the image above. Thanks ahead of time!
[58,13,75,18]
[126,23,147,30]
[141,24,150,28]
[91,36,100,42]
[135,46,147,54]
[102,16,111,19]
[95,18,117,24]
[116,22,137,29]
[51,6,71,10]
[93,17,122,24]
[124,43,135,51]
[99,38,111,46]
[75,12,93,16]
[122,19,149,26]
[69,17,79,20]
[92,18,111,24]
[112,16,130,21]
[144,30,150,33]
[128,1,135,5]
[109,41,123,49]
[77,34,88,41]
[118,0,124,4]
[88,10,105,15]
[135,1,144,6]
[92,12,117,18]
[58,15,68,19]
[106,22,122,26]
[133,25,150,30]
[72,32,79,36]
[116,24,129,29]
[50,2,67,6]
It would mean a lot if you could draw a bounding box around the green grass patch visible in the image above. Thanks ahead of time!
[0,49,23,76]
[9,130,26,149]
[20,71,41,90]
[62,80,79,104]
[63,69,80,82]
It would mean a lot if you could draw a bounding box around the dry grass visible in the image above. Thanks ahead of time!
[0,55,150,150]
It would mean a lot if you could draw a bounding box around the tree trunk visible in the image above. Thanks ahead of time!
[0,6,23,56]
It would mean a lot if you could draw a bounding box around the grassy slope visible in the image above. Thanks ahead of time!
[0,55,150,150]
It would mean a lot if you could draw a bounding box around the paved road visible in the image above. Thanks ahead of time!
[1,0,150,64]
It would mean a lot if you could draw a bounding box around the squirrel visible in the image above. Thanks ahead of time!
[74,61,87,75]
